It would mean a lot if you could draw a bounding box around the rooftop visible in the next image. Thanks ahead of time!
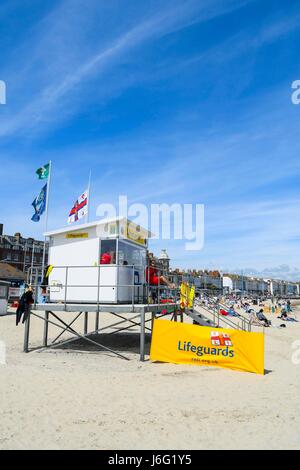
[44,217,153,238]
[0,263,26,281]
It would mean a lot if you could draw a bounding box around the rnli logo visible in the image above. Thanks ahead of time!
[211,331,233,347]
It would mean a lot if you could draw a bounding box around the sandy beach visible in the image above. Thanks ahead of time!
[0,306,299,450]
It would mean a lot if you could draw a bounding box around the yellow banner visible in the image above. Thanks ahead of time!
[66,232,89,239]
[180,283,195,309]
[150,320,264,375]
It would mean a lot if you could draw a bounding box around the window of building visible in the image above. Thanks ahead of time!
[0,286,8,299]
[100,240,116,264]
[118,241,146,267]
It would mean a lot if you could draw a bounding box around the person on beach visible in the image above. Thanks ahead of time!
[278,308,298,322]
[146,256,175,289]
[146,257,175,304]
[245,304,254,315]
[227,305,240,317]
[100,251,111,264]
[256,309,271,327]
[16,285,34,326]
[100,251,116,264]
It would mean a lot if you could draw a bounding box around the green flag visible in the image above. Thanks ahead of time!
[36,163,50,180]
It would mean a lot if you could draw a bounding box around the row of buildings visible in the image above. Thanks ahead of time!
[0,222,299,299]
[221,273,299,297]
[156,250,300,297]
[0,224,48,292]
[0,224,47,270]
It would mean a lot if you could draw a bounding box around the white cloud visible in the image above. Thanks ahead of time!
[0,0,255,138]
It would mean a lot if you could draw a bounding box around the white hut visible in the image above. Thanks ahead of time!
[45,217,151,304]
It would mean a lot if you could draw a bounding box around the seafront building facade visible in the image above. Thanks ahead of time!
[168,265,300,297]
[0,233,299,298]
[269,279,299,296]
[223,274,269,295]
[0,223,48,273]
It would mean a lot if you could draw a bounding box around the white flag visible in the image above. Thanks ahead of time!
[68,189,88,224]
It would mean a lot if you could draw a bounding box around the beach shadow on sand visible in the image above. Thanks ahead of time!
[49,331,152,356]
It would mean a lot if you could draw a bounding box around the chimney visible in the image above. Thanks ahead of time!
[0,224,3,236]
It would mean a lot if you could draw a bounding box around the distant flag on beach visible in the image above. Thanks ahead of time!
[31,184,47,222]
[68,189,89,224]
[36,163,50,180]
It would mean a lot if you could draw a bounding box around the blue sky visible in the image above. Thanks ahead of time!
[0,0,300,279]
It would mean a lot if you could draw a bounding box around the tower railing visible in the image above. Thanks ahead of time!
[30,263,179,312]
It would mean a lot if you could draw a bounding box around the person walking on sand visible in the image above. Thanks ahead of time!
[16,285,34,326]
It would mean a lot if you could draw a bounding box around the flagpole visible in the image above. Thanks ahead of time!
[30,242,35,285]
[86,169,92,224]
[42,160,52,276]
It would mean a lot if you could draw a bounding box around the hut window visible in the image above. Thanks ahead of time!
[100,240,116,264]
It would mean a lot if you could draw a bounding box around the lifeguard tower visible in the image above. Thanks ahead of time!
[23,217,179,361]
[46,217,149,304]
